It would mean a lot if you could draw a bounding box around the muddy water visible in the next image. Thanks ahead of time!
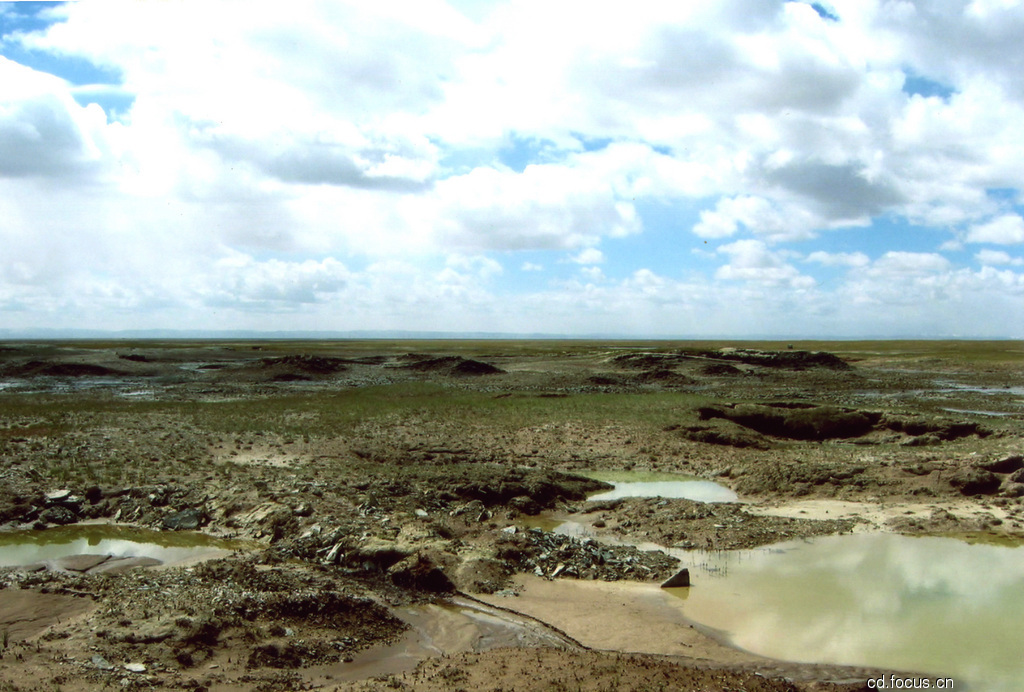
[583,471,738,503]
[0,525,244,568]
[307,596,577,683]
[666,533,1024,691]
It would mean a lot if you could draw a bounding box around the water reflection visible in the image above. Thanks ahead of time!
[0,525,244,567]
[582,471,737,503]
[667,534,1024,691]
[588,479,737,503]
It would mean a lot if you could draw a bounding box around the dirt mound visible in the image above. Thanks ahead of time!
[402,355,504,376]
[676,422,772,449]
[587,374,630,386]
[698,403,880,440]
[699,348,851,371]
[258,355,348,375]
[611,353,689,369]
[631,369,696,386]
[3,361,124,378]
[880,415,991,441]
[432,467,607,509]
[699,362,744,376]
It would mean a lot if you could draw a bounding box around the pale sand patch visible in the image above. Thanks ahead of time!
[477,573,757,664]
[0,589,95,642]
[747,498,1014,529]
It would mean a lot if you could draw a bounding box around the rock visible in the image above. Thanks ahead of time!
[1001,482,1024,498]
[162,507,207,531]
[949,468,1001,496]
[124,663,147,674]
[1010,468,1024,484]
[39,505,77,525]
[88,556,162,574]
[387,554,454,593]
[92,655,115,670]
[323,541,345,564]
[45,489,71,503]
[978,455,1024,474]
[509,495,541,516]
[55,554,111,572]
[414,508,429,518]
[901,434,941,447]
[661,568,691,588]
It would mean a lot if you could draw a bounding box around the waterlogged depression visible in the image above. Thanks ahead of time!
[583,471,739,503]
[666,533,1024,691]
[0,525,244,568]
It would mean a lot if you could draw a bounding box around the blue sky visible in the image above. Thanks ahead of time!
[1,0,1023,337]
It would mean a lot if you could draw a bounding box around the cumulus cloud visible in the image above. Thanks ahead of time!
[0,57,113,180]
[424,164,640,252]
[2,0,1024,336]
[866,251,952,277]
[805,250,871,267]
[204,256,350,309]
[571,248,605,265]
[966,214,1024,244]
[976,249,1024,266]
[716,239,816,288]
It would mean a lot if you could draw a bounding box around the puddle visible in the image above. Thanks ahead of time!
[0,525,245,569]
[935,381,1024,398]
[583,471,738,503]
[665,533,1024,691]
[941,407,1015,417]
[308,596,576,683]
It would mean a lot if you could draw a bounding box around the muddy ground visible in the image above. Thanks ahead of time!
[0,340,1022,690]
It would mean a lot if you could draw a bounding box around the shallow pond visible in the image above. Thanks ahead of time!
[0,525,245,568]
[583,471,738,503]
[667,533,1024,691]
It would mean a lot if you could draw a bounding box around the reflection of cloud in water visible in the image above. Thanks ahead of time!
[0,526,239,568]
[676,534,1024,690]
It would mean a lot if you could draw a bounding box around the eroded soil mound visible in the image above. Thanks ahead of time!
[698,403,880,440]
[697,402,992,443]
[706,348,851,370]
[402,355,504,376]
[258,355,349,375]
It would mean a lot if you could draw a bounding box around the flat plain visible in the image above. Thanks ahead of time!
[1,339,1022,691]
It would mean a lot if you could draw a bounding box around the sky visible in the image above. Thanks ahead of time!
[1,0,1023,338]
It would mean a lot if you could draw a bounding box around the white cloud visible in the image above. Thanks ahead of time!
[2,0,1024,336]
[694,195,825,242]
[805,250,871,267]
[571,248,605,265]
[975,249,1024,266]
[966,214,1024,245]
[866,251,952,277]
[423,163,641,252]
[0,57,115,180]
[716,239,816,288]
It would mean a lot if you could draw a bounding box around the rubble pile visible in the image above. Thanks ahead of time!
[496,527,679,582]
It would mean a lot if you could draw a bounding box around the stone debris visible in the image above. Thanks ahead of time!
[661,567,691,588]
[498,527,679,582]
